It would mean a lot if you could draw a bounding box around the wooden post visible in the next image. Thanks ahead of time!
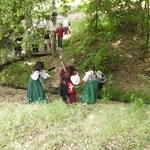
[51,30,56,55]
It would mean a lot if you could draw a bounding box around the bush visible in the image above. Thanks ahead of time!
[102,80,150,103]
[94,44,109,71]
[0,62,32,88]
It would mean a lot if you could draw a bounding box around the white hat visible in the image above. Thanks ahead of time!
[71,74,80,85]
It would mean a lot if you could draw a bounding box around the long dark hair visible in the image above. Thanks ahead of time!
[33,61,44,71]
[66,65,76,75]
[91,65,97,71]
[90,65,97,76]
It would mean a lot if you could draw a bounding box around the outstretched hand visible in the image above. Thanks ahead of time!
[80,80,84,84]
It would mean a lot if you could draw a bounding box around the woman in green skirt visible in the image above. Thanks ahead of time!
[82,66,106,105]
[26,61,50,103]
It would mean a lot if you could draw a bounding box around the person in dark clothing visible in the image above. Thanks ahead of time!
[32,31,39,53]
[59,65,78,103]
[14,37,22,56]
[32,44,39,53]
[44,30,51,52]
[51,10,57,26]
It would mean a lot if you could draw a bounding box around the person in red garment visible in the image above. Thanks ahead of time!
[67,70,80,103]
[56,24,65,51]
[59,65,80,103]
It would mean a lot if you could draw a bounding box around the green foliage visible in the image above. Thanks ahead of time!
[94,44,109,71]
[58,0,72,16]
[138,74,150,84]
[64,28,122,72]
[64,19,93,69]
[128,95,146,120]
[23,27,45,54]
[0,49,13,63]
[131,95,145,107]
[138,74,150,91]
[103,80,150,103]
[98,87,111,104]
[98,31,116,42]
[82,0,149,39]
[0,62,32,88]
[64,19,148,102]
[0,0,52,53]
[64,19,120,72]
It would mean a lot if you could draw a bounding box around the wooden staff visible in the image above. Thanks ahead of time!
[47,66,55,72]
[60,61,66,72]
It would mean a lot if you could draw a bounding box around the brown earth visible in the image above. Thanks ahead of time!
[110,35,150,91]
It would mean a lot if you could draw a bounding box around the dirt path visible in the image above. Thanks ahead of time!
[0,86,26,103]
[0,84,60,103]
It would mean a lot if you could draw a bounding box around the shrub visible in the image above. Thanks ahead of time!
[94,44,109,72]
[0,62,32,88]
[102,80,150,103]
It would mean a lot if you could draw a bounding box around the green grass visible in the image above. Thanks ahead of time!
[102,84,150,103]
[63,18,123,72]
[0,61,32,88]
[0,100,149,150]
[0,56,55,88]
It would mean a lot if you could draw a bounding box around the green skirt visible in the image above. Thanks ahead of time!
[82,81,99,104]
[26,78,46,104]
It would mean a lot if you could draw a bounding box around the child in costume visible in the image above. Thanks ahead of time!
[67,71,80,103]
[59,65,80,103]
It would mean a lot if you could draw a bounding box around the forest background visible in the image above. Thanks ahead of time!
[0,0,150,149]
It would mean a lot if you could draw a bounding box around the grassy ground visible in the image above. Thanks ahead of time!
[0,100,149,150]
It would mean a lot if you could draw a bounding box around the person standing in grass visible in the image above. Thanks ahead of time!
[44,30,51,52]
[82,66,106,105]
[67,70,80,103]
[56,24,65,51]
[59,65,80,103]
[26,61,50,103]
[63,19,71,35]
[51,10,57,26]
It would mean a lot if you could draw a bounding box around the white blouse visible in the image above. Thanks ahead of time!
[70,74,80,85]
[31,70,50,80]
[82,70,96,82]
[82,70,106,83]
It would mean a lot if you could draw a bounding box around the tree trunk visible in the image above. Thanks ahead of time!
[142,0,150,59]
[95,11,99,31]
[51,31,56,55]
